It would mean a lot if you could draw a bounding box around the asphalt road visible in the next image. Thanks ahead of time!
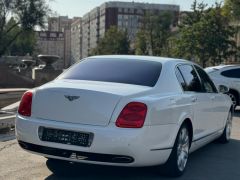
[0,111,240,180]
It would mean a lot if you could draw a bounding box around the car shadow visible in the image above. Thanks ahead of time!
[45,139,240,180]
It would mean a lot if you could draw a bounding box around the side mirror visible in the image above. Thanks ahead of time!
[218,85,229,93]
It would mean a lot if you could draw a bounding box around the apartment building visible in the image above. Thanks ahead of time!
[45,16,73,68]
[80,1,180,58]
[82,13,90,59]
[48,16,72,32]
[81,7,101,58]
[71,17,82,63]
[43,2,180,64]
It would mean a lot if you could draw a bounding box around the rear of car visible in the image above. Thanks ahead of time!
[16,57,176,166]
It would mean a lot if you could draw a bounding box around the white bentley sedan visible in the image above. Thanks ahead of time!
[16,56,232,177]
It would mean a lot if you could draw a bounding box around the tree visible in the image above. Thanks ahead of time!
[91,26,130,55]
[135,12,174,56]
[173,1,236,67]
[4,18,36,56]
[135,30,148,55]
[223,0,240,20]
[206,5,236,65]
[0,0,50,57]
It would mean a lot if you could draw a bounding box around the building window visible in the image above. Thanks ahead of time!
[118,8,122,13]
[118,21,122,26]
[118,15,123,20]
[40,32,47,37]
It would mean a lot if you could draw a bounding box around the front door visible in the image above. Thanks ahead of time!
[194,65,226,131]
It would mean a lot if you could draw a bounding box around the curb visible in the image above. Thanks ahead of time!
[0,115,16,130]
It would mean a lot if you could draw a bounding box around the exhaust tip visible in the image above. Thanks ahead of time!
[112,156,134,163]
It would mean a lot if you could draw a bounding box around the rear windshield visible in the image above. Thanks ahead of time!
[58,58,162,87]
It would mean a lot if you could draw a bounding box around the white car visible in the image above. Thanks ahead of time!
[205,65,240,108]
[16,56,232,177]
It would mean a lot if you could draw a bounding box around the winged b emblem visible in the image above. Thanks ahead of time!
[64,95,80,101]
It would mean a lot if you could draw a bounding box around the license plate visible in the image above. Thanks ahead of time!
[39,127,93,147]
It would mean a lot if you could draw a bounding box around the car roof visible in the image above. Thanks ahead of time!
[205,64,240,70]
[87,55,189,65]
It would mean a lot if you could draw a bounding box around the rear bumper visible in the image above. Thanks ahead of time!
[16,115,178,167]
[18,141,135,164]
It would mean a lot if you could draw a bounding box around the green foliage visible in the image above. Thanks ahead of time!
[223,0,240,20]
[0,0,50,56]
[135,30,148,55]
[173,1,236,67]
[91,26,130,55]
[16,31,36,56]
[135,12,174,56]
[3,18,36,56]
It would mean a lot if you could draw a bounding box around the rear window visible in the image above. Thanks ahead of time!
[221,68,240,78]
[58,58,162,87]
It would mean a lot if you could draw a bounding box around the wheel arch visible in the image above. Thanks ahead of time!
[175,118,194,148]
[182,118,193,147]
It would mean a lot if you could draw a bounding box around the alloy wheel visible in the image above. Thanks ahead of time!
[177,127,190,172]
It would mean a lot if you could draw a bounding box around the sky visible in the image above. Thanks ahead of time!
[49,0,223,18]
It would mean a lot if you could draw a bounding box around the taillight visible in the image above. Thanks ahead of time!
[18,91,33,117]
[116,102,147,128]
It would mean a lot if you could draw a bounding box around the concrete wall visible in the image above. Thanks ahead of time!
[0,89,27,109]
[33,69,62,87]
[0,63,34,88]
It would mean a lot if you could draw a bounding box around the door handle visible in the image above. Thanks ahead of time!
[191,97,197,102]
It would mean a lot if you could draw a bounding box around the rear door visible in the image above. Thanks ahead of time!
[177,64,215,141]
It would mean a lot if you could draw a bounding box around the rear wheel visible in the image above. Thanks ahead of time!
[218,111,232,143]
[163,124,190,177]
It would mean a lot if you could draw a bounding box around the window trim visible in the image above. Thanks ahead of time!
[193,65,218,93]
[175,63,205,93]
[175,65,186,92]
[175,63,201,93]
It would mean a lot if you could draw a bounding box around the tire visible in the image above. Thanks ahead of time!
[218,111,233,143]
[227,92,238,110]
[162,124,190,177]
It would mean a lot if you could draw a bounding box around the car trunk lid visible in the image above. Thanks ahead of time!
[31,80,150,126]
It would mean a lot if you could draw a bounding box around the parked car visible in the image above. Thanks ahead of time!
[205,65,240,108]
[16,56,232,177]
